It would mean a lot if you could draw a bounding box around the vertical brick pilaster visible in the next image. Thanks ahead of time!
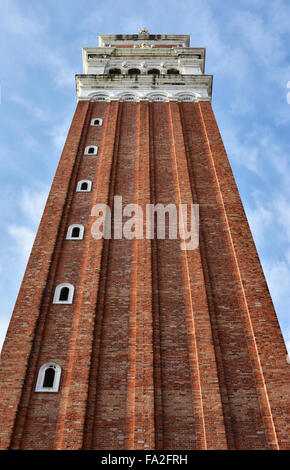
[148,102,164,450]
[133,103,155,450]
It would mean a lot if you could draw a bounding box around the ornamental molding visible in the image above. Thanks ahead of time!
[87,60,203,75]
[86,90,202,103]
[76,73,212,102]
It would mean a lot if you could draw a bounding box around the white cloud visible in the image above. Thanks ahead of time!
[285,248,290,266]
[43,49,76,88]
[180,0,251,84]
[0,0,75,90]
[8,187,48,262]
[245,203,273,246]
[22,135,41,154]
[226,3,290,91]
[8,225,35,263]
[20,188,48,225]
[260,258,290,351]
[264,259,290,301]
[219,121,269,175]
[0,0,47,38]
[273,197,290,241]
[229,10,284,64]
[10,95,48,122]
[50,120,70,150]
[0,316,10,353]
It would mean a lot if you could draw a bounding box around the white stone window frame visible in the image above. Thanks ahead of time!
[174,92,199,102]
[84,145,98,155]
[146,92,170,102]
[53,283,74,304]
[76,180,92,192]
[90,118,103,126]
[35,362,62,393]
[66,224,84,240]
[88,92,112,102]
[117,91,141,102]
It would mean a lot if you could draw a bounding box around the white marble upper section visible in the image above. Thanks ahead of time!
[76,31,212,102]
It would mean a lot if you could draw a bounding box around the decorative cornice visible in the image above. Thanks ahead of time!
[75,74,213,102]
[82,47,206,74]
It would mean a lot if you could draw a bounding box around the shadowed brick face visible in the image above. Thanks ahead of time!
[0,101,289,449]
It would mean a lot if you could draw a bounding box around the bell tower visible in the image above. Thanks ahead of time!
[0,31,289,450]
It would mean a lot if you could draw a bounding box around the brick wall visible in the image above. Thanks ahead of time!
[0,101,288,450]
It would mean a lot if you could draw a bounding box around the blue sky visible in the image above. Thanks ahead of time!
[0,0,290,353]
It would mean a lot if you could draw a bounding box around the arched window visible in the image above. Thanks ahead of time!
[108,68,121,75]
[148,69,160,75]
[72,227,80,238]
[118,93,138,102]
[66,224,84,240]
[43,367,55,387]
[167,68,179,75]
[90,93,110,102]
[59,287,69,301]
[35,363,61,392]
[84,146,98,155]
[128,68,140,75]
[90,118,103,126]
[53,283,74,304]
[76,180,92,192]
[81,182,88,191]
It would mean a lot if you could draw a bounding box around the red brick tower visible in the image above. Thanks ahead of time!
[0,31,289,450]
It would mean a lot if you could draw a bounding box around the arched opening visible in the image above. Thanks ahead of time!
[35,363,62,392]
[66,224,84,240]
[148,69,160,75]
[128,68,140,75]
[84,146,98,155]
[53,283,74,304]
[91,118,102,126]
[109,68,121,75]
[76,180,92,192]
[167,68,179,75]
[59,287,69,301]
[71,227,80,238]
[43,366,55,388]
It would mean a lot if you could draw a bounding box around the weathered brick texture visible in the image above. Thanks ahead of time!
[0,101,289,450]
